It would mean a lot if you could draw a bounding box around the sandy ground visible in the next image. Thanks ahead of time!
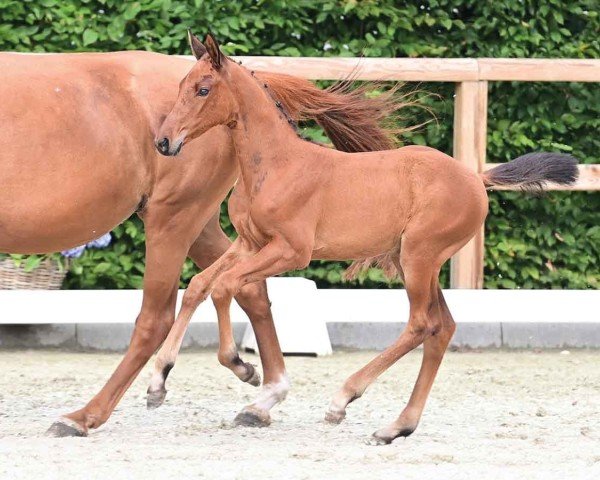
[0,349,598,480]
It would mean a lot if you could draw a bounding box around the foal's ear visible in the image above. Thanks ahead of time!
[204,33,223,70]
[188,30,206,60]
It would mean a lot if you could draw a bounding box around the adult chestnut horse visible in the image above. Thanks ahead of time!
[0,47,399,437]
[153,34,579,444]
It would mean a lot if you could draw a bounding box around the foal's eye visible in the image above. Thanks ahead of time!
[197,87,210,97]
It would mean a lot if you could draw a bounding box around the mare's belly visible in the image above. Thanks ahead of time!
[0,72,150,253]
[0,165,145,253]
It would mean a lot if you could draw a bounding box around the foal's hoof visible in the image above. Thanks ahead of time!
[324,409,346,425]
[243,364,261,387]
[46,418,86,438]
[365,433,393,446]
[234,407,271,428]
[366,425,415,446]
[146,388,167,409]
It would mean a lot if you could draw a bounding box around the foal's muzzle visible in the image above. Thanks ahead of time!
[155,137,183,157]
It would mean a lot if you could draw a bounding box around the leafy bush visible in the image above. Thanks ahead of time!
[1,0,598,289]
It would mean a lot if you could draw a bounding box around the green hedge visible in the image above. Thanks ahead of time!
[1,0,598,289]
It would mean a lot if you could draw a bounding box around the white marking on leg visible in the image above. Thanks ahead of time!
[148,370,165,393]
[251,373,290,412]
[328,389,348,415]
[325,388,351,424]
[148,354,174,393]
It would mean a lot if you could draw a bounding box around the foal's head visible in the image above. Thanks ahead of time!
[156,33,238,156]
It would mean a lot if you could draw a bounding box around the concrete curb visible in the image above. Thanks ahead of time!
[0,323,247,351]
[1,320,599,350]
[0,285,598,350]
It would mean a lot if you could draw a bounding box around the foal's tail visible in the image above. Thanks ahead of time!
[257,71,417,153]
[481,152,579,191]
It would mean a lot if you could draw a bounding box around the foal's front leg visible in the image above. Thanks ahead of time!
[186,223,286,394]
[146,239,243,408]
[210,237,310,426]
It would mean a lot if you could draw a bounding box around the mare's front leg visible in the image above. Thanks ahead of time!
[146,238,243,407]
[210,236,310,426]
[47,211,198,437]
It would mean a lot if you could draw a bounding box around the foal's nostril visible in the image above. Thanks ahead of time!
[156,137,170,155]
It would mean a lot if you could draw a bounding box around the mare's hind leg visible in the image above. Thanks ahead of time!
[325,253,437,426]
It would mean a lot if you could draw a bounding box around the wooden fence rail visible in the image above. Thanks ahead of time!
[197,56,600,288]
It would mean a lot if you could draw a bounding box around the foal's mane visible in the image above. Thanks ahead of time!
[254,70,420,153]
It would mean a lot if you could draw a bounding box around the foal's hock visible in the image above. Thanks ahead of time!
[154,33,579,444]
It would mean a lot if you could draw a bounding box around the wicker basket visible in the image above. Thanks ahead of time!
[0,258,67,290]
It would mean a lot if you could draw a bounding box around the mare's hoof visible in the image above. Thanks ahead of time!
[146,388,167,409]
[234,407,271,428]
[324,409,346,425]
[46,419,86,438]
[244,365,261,387]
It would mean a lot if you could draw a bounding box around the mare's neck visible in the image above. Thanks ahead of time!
[226,66,300,183]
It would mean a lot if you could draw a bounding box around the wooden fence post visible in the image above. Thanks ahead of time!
[450,81,488,288]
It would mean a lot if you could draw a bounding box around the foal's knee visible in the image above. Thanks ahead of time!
[235,281,272,320]
[211,283,232,306]
[444,317,456,336]
[211,272,242,308]
[182,274,210,310]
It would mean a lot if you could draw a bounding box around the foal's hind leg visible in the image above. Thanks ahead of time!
[325,254,437,426]
[368,286,455,445]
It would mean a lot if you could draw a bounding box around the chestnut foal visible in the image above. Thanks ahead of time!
[154,34,578,443]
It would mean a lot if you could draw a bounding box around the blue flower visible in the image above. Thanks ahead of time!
[61,245,86,258]
[87,233,112,249]
[60,233,111,259]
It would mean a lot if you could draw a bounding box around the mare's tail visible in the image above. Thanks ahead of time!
[481,152,579,191]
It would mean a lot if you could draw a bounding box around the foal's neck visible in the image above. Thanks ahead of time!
[227,66,301,181]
